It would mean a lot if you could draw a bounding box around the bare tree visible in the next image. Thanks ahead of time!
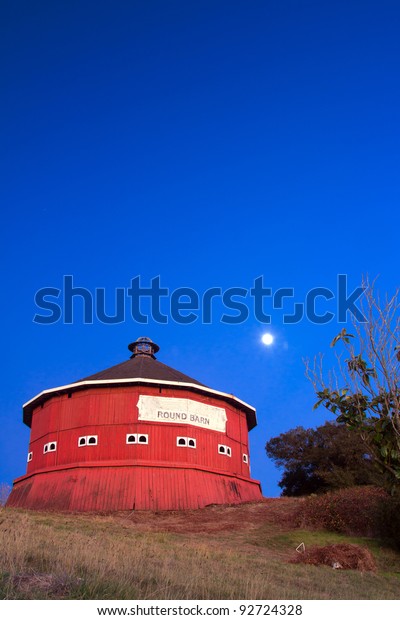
[306,277,400,495]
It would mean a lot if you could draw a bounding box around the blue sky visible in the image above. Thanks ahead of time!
[1,0,399,496]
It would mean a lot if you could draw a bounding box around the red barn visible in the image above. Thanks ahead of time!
[7,337,263,511]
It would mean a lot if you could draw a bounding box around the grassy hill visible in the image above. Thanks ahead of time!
[1,497,400,600]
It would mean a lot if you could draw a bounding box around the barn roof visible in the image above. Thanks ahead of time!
[22,338,257,430]
[79,348,204,386]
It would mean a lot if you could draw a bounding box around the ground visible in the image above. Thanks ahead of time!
[1,498,399,600]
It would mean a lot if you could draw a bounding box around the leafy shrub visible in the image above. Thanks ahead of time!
[294,486,390,538]
[375,495,400,549]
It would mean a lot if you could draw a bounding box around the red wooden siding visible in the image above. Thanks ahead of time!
[8,465,262,511]
[10,384,262,511]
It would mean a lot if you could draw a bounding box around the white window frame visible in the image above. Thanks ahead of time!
[218,443,231,457]
[243,453,248,464]
[27,451,33,462]
[44,441,57,454]
[78,435,98,447]
[177,436,196,448]
[126,433,149,445]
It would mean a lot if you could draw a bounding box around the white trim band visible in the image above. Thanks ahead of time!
[23,377,256,415]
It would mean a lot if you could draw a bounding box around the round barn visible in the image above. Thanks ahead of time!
[7,338,263,511]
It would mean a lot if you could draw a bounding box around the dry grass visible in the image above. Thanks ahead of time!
[0,500,399,600]
[291,543,377,572]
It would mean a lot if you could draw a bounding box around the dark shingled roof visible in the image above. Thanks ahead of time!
[78,353,205,386]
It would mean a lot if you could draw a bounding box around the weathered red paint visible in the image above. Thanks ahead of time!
[8,343,263,511]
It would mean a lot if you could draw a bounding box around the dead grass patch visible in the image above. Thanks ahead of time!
[291,543,377,572]
[9,572,79,598]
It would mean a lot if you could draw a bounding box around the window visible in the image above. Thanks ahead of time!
[243,453,248,464]
[78,435,98,447]
[177,436,196,448]
[27,452,33,462]
[126,433,149,445]
[43,441,57,454]
[218,444,231,457]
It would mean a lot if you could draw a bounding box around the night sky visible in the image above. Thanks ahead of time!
[1,0,399,496]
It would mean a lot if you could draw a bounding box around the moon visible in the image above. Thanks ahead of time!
[261,333,274,346]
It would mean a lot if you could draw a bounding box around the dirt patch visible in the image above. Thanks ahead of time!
[291,543,377,572]
[113,498,300,534]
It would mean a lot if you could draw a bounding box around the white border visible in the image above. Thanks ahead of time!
[0,600,398,618]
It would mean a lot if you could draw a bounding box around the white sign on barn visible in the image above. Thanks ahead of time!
[137,395,227,433]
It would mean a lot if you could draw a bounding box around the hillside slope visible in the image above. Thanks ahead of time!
[1,499,399,600]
